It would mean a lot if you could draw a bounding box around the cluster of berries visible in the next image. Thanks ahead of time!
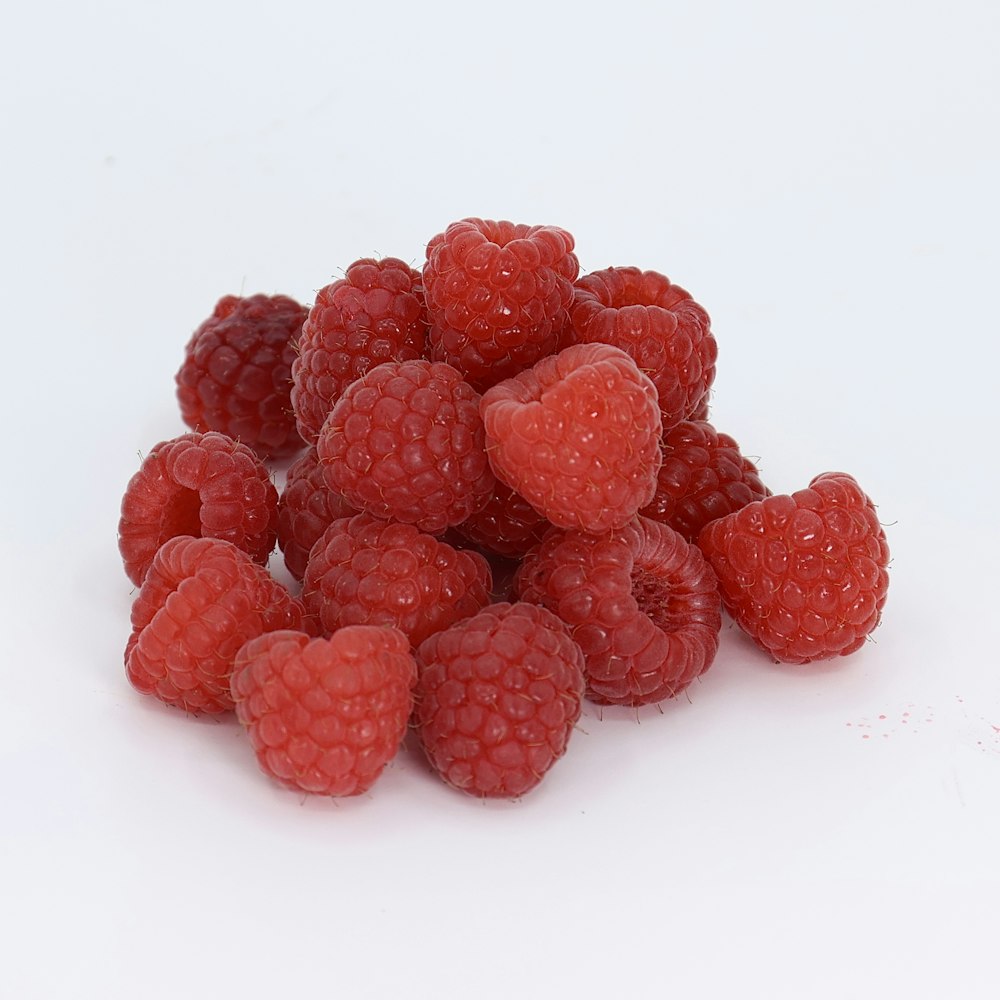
[118,217,891,800]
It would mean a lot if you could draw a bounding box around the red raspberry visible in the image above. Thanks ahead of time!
[423,218,579,389]
[125,536,307,713]
[698,472,890,664]
[302,513,492,646]
[640,420,770,543]
[175,294,308,458]
[452,479,551,559]
[414,602,585,798]
[480,343,662,534]
[515,517,722,705]
[688,394,710,421]
[570,267,717,429]
[276,447,356,581]
[317,359,495,534]
[231,627,416,796]
[290,258,428,445]
[118,431,279,586]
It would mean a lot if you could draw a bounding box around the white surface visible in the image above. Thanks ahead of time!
[2,1,999,997]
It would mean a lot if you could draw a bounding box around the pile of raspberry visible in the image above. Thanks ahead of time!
[118,218,891,800]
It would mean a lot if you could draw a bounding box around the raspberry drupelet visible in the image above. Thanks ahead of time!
[480,343,662,535]
[453,479,552,560]
[414,602,585,798]
[302,513,493,646]
[231,627,416,796]
[423,218,579,390]
[640,420,770,543]
[125,536,308,714]
[118,431,278,587]
[317,359,495,534]
[291,258,428,445]
[515,517,722,706]
[570,267,717,429]
[276,446,356,581]
[698,472,890,664]
[176,293,309,458]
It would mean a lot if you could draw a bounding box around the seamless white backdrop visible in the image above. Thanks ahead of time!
[2,1,998,997]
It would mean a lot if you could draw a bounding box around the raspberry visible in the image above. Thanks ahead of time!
[118,431,279,586]
[231,627,416,796]
[453,479,551,559]
[414,602,585,798]
[480,343,662,534]
[302,513,492,646]
[276,447,356,581]
[175,294,308,458]
[698,472,890,664]
[688,394,710,422]
[290,258,428,445]
[125,536,307,713]
[515,517,722,705]
[423,218,579,389]
[570,267,717,429]
[640,420,770,543]
[317,359,495,534]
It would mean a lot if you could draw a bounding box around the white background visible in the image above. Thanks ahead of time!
[2,1,998,996]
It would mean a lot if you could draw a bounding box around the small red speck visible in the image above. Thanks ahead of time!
[902,719,908,724]
[925,719,933,723]
[878,714,886,720]
[882,733,889,739]
[862,734,870,740]
[903,712,910,718]
[846,722,852,727]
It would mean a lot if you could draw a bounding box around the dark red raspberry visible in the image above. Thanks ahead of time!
[302,513,492,646]
[688,394,710,422]
[317,359,495,534]
[414,602,585,798]
[118,431,279,586]
[570,267,717,429]
[480,343,662,535]
[175,293,308,458]
[640,420,770,543]
[276,447,356,581]
[125,536,308,713]
[423,218,579,389]
[231,627,416,796]
[453,480,551,559]
[698,472,890,664]
[291,258,428,445]
[515,517,722,706]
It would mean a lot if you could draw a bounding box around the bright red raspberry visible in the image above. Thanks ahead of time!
[423,218,579,389]
[290,258,428,445]
[175,294,308,458]
[302,513,492,646]
[118,431,279,586]
[125,536,307,713]
[453,480,551,559]
[414,602,585,798]
[570,267,717,429]
[317,359,495,534]
[276,447,356,581]
[515,517,722,705]
[640,420,770,543]
[698,472,890,664]
[480,343,662,535]
[231,627,416,796]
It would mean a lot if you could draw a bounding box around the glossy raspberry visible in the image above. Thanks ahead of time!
[453,480,551,559]
[175,294,308,458]
[423,218,579,390]
[291,258,428,445]
[276,447,356,581]
[317,359,495,534]
[125,536,308,713]
[570,267,717,429]
[118,431,279,586]
[415,602,585,798]
[515,517,722,705]
[480,343,662,534]
[698,472,890,664]
[302,514,492,646]
[231,627,416,796]
[640,420,770,543]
